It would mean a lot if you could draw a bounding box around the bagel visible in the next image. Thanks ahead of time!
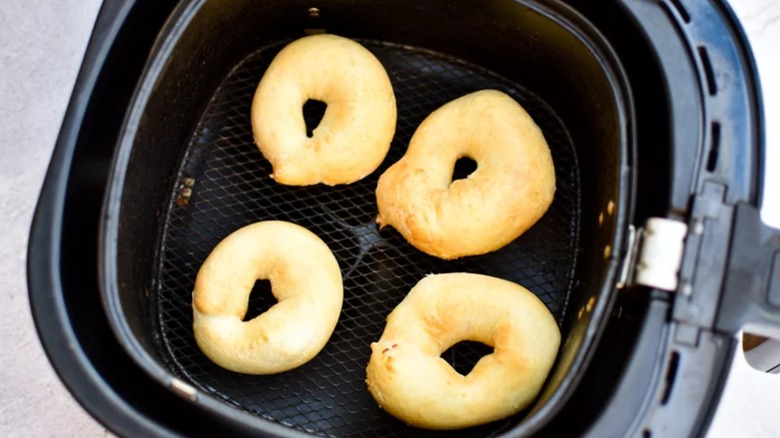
[376,90,555,259]
[366,273,560,430]
[192,221,342,374]
[251,34,397,186]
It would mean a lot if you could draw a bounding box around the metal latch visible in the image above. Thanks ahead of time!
[619,218,688,291]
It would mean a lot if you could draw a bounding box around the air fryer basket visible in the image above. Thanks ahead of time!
[159,41,578,436]
[100,0,632,436]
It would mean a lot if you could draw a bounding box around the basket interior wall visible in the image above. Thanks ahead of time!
[111,0,627,436]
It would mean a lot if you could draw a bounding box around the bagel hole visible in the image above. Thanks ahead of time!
[450,157,478,184]
[303,99,327,138]
[243,279,276,321]
[441,340,494,376]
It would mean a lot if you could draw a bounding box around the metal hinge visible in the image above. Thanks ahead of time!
[619,218,688,291]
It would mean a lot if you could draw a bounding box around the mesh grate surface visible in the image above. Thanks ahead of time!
[154,40,580,437]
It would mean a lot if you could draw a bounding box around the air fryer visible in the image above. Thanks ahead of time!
[27,0,779,437]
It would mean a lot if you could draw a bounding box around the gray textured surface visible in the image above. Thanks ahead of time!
[0,0,777,436]
[0,0,106,436]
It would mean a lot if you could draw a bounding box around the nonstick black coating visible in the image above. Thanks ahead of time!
[151,40,579,437]
[101,0,633,436]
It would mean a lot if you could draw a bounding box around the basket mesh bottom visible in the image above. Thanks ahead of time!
[154,40,580,437]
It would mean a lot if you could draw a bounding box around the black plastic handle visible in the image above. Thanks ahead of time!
[717,204,780,339]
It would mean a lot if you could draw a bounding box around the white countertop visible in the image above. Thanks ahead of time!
[0,0,105,436]
[0,0,776,436]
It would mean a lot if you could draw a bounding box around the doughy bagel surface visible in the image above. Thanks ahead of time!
[252,34,396,186]
[366,273,560,430]
[193,221,342,374]
[376,90,555,259]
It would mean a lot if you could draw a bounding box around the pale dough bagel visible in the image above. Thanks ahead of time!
[376,89,556,259]
[251,34,397,186]
[192,221,343,374]
[366,273,560,430]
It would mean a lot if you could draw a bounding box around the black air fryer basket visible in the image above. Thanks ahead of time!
[28,0,780,437]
